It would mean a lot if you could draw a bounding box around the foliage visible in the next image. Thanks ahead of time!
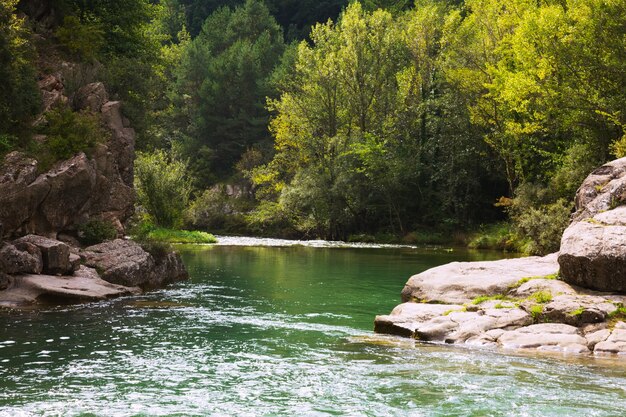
[79,218,118,245]
[185,187,249,232]
[37,108,106,169]
[0,0,40,136]
[468,223,518,252]
[56,16,104,61]
[134,150,193,228]
[173,0,285,185]
[507,184,573,255]
[144,226,217,244]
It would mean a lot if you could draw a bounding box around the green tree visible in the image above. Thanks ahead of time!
[173,0,285,186]
[0,0,40,137]
[134,150,193,228]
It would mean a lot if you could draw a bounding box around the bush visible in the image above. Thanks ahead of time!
[468,223,519,252]
[79,218,118,245]
[507,183,573,255]
[134,150,192,228]
[56,16,104,61]
[37,108,105,169]
[0,134,16,157]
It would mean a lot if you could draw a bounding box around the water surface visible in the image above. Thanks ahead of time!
[1,241,625,416]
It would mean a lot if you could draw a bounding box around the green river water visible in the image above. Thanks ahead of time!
[1,239,625,416]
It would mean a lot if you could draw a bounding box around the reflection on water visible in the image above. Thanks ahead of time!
[0,244,624,416]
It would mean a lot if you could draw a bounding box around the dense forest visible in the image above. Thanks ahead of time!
[1,0,625,254]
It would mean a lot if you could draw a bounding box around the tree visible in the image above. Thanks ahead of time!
[173,0,285,186]
[134,150,193,228]
[0,0,40,138]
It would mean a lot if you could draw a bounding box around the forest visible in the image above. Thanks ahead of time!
[1,0,625,254]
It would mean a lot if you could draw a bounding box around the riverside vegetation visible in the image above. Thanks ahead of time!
[1,0,625,253]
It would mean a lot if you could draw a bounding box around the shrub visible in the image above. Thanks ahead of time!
[37,108,105,169]
[79,218,118,245]
[134,150,192,228]
[0,134,16,157]
[56,16,104,61]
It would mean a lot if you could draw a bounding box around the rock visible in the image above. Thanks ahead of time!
[69,253,81,273]
[0,272,10,291]
[509,278,576,298]
[559,157,626,293]
[559,218,626,292]
[0,242,42,274]
[401,254,559,304]
[572,157,626,222]
[0,266,140,308]
[594,323,626,354]
[74,82,109,112]
[41,89,68,113]
[13,235,71,275]
[38,74,63,92]
[374,303,461,337]
[498,324,589,353]
[82,239,188,289]
[539,294,617,326]
[585,328,611,349]
[100,101,135,187]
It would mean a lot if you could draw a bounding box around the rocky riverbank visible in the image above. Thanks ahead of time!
[0,77,188,309]
[375,158,626,356]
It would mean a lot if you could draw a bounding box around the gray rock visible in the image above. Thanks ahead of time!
[0,266,140,308]
[585,328,611,349]
[82,239,188,289]
[594,322,626,354]
[374,303,461,337]
[74,82,109,112]
[510,278,576,298]
[539,294,617,326]
[572,157,626,222]
[0,242,42,274]
[559,220,626,292]
[498,324,589,353]
[401,253,559,304]
[0,272,10,291]
[14,235,71,275]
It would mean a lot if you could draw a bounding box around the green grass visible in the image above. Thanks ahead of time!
[569,307,585,316]
[530,304,544,322]
[607,305,626,328]
[527,290,553,304]
[467,223,520,252]
[144,227,217,244]
[509,272,559,290]
[470,294,515,305]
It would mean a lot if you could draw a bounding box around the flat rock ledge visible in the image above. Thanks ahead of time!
[0,235,188,309]
[376,255,626,356]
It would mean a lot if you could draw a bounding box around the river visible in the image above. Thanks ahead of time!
[1,238,625,416]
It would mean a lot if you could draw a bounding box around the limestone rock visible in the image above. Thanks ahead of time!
[0,266,140,308]
[82,239,188,289]
[0,272,10,291]
[0,242,42,274]
[498,324,589,353]
[401,254,559,304]
[559,217,626,292]
[572,157,626,222]
[594,322,626,354]
[509,278,576,298]
[539,294,617,326]
[74,82,109,112]
[374,303,461,337]
[14,235,71,275]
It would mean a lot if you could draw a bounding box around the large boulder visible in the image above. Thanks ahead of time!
[559,157,626,292]
[82,239,188,289]
[400,253,559,304]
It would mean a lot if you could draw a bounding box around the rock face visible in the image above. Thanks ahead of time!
[559,157,626,292]
[82,239,189,289]
[0,82,134,240]
[401,254,559,304]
